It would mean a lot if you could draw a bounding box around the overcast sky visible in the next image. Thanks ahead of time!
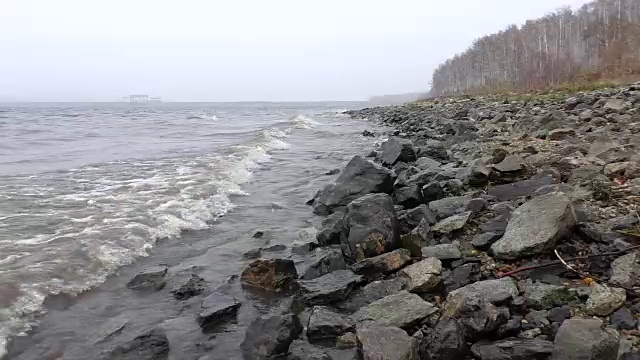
[0,0,590,102]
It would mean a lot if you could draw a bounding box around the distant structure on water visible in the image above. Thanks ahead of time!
[122,95,162,103]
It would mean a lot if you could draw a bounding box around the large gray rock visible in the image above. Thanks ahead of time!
[126,265,168,291]
[196,292,241,328]
[610,252,640,289]
[471,338,554,360]
[316,212,345,246]
[397,205,437,233]
[299,270,363,305]
[351,248,411,281]
[493,155,525,173]
[420,319,469,360]
[490,193,575,260]
[353,291,438,330]
[357,326,419,360]
[448,278,519,305]
[381,137,417,166]
[400,257,442,293]
[241,313,303,360]
[522,280,574,310]
[421,244,462,260]
[301,249,347,280]
[552,318,619,360]
[487,176,555,201]
[103,328,169,360]
[240,258,299,293]
[337,278,408,313]
[428,195,471,220]
[432,211,471,234]
[392,185,423,208]
[340,194,400,263]
[307,306,355,342]
[585,283,626,316]
[314,156,394,215]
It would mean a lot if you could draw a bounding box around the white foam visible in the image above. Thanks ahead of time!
[289,114,321,129]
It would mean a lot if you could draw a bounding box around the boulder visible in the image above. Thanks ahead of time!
[400,220,433,257]
[493,155,525,173]
[299,270,363,305]
[353,291,438,330]
[551,318,619,360]
[471,338,554,360]
[351,248,411,281]
[241,313,303,360]
[288,340,332,360]
[471,232,501,250]
[421,181,446,202]
[337,278,408,313]
[340,194,400,263]
[610,252,640,289]
[126,265,168,291]
[421,244,462,261]
[420,319,469,360]
[316,212,345,246]
[447,278,519,305]
[357,326,419,360]
[487,176,555,201]
[380,137,417,166]
[392,185,423,208]
[548,306,572,323]
[313,156,394,215]
[336,332,358,349]
[103,328,169,360]
[307,306,355,342]
[490,193,575,260]
[441,291,506,341]
[397,205,437,233]
[301,249,347,280]
[171,273,206,300]
[428,195,471,220]
[522,281,574,310]
[418,140,449,161]
[442,263,482,293]
[432,211,471,234]
[196,292,241,328]
[610,307,637,330]
[585,283,626,316]
[400,257,442,293]
[240,258,298,293]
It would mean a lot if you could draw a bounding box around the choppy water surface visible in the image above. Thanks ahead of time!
[0,102,384,359]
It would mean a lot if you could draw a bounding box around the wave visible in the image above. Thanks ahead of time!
[186,114,218,121]
[288,114,322,129]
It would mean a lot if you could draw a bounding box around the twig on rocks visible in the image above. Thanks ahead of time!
[554,249,601,281]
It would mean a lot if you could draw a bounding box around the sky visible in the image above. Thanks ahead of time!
[0,0,591,102]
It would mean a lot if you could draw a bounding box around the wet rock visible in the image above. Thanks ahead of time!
[548,306,572,323]
[397,205,437,233]
[493,155,525,173]
[548,128,576,141]
[351,248,411,281]
[313,156,394,215]
[443,262,482,293]
[243,248,262,259]
[380,137,417,166]
[490,192,575,260]
[428,195,471,220]
[420,319,469,360]
[354,290,438,330]
[103,328,169,360]
[487,176,555,201]
[448,277,519,305]
[421,244,462,260]
[288,340,332,360]
[316,212,345,246]
[357,326,419,360]
[263,244,287,252]
[471,232,501,249]
[240,258,299,293]
[196,292,241,328]
[432,211,471,234]
[301,249,347,280]
[610,307,637,330]
[171,273,206,300]
[337,278,408,313]
[551,318,619,360]
[307,306,355,342]
[126,265,168,291]
[585,283,626,316]
[241,313,303,360]
[610,252,640,289]
[392,185,423,208]
[336,332,358,349]
[299,270,363,305]
[340,193,400,263]
[253,231,265,238]
[441,291,507,341]
[399,257,442,293]
[362,130,375,137]
[523,281,574,310]
[471,338,554,360]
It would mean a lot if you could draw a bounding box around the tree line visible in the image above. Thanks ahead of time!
[430,0,640,96]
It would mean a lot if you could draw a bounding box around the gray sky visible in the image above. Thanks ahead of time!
[0,0,590,102]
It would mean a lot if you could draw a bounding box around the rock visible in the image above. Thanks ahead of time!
[351,248,411,281]
[313,156,394,215]
[307,306,355,342]
[240,258,298,293]
[432,211,471,234]
[337,278,408,313]
[357,326,419,360]
[466,198,489,213]
[428,195,471,220]
[243,248,262,259]
[196,292,241,328]
[419,140,449,161]
[467,160,492,186]
[288,340,332,360]
[302,249,347,280]
[397,205,437,233]
[171,274,206,300]
[103,328,169,360]
[392,185,423,208]
[471,339,554,360]
[548,128,576,141]
[421,181,446,202]
[353,290,438,330]
[317,212,345,246]
[241,313,303,360]
[610,252,640,289]
[299,270,363,305]
[519,328,542,339]
[585,283,626,316]
[399,220,433,257]
[443,263,482,293]
[498,316,523,338]
[126,265,168,291]
[400,257,442,293]
[548,306,572,323]
[603,98,628,112]
[340,194,400,263]
[253,231,265,238]
[362,130,375,137]
[420,319,469,360]
[263,244,287,252]
[421,244,462,261]
[490,193,575,260]
[523,281,574,310]
[604,161,630,178]
[336,332,358,349]
[447,277,519,305]
[471,232,501,249]
[441,291,506,341]
[493,155,525,173]
[380,137,417,166]
[551,318,619,360]
[395,167,421,188]
[525,310,550,328]
[487,176,555,201]
[416,157,441,170]
[610,307,637,330]
[407,169,441,188]
[325,168,341,176]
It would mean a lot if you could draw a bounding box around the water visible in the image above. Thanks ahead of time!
[0,102,383,359]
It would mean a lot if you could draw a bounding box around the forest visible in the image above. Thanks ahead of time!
[430,0,640,96]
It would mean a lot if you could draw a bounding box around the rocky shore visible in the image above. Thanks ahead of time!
[100,83,640,360]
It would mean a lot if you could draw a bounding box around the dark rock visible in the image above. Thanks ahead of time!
[407,169,442,188]
[466,198,489,213]
[419,140,449,161]
[498,316,523,338]
[253,231,264,238]
[351,248,411,281]
[340,194,400,263]
[288,340,332,360]
[263,244,287,252]
[196,292,241,328]
[397,205,437,234]
[325,168,341,176]
[471,338,554,360]
[103,328,169,360]
[126,265,168,291]
[171,274,206,300]
[610,307,637,330]
[487,176,555,201]
[380,137,417,166]
[299,270,363,305]
[420,319,469,360]
[421,244,462,260]
[243,248,262,259]
[441,291,507,341]
[548,306,572,323]
[394,167,421,188]
[471,232,501,249]
[241,313,303,360]
[428,195,472,220]
[362,130,375,137]
[551,318,619,360]
[467,160,492,186]
[337,278,408,313]
[392,185,423,208]
[357,326,419,360]
[479,215,510,236]
[400,220,433,257]
[548,128,576,141]
[317,212,345,246]
[241,258,298,293]
[448,278,519,305]
[353,290,438,330]
[525,310,550,328]
[307,306,355,342]
[443,263,482,293]
[421,181,446,202]
[313,156,394,215]
[302,249,347,280]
